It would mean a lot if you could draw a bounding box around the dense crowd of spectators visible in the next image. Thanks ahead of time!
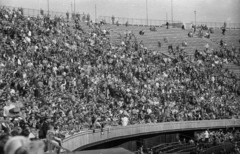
[214,40,240,66]
[194,128,240,154]
[196,129,240,145]
[149,128,240,154]
[0,6,240,154]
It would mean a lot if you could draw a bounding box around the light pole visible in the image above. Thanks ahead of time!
[194,10,196,26]
[74,0,76,15]
[95,4,97,23]
[171,0,173,24]
[47,0,49,16]
[146,0,149,25]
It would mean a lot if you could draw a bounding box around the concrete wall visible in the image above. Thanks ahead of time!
[63,119,240,151]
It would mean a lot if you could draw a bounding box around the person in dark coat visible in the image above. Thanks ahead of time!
[39,117,51,139]
[139,30,144,36]
[166,22,169,29]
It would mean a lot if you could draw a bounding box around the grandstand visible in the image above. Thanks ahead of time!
[0,2,240,154]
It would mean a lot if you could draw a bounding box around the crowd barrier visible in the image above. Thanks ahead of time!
[62,119,240,151]
[195,21,240,29]
[99,16,181,27]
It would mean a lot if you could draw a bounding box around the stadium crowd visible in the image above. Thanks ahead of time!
[0,6,240,154]
[196,129,240,145]
[194,129,240,154]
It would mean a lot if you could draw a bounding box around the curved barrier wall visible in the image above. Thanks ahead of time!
[62,119,240,151]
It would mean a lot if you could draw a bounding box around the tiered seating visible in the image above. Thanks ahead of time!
[95,24,240,76]
[208,29,240,75]
[210,29,240,47]
[1,6,240,154]
[102,24,208,55]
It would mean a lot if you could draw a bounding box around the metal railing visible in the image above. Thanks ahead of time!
[62,119,240,151]
[194,21,240,29]
[99,16,182,26]
[98,16,240,29]
[2,6,239,28]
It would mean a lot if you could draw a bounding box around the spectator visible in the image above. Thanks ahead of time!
[46,124,61,153]
[188,31,193,37]
[193,25,197,33]
[125,21,129,27]
[164,37,168,43]
[168,44,173,54]
[0,134,9,154]
[182,24,185,30]
[204,130,209,143]
[121,115,129,126]
[111,15,115,24]
[220,39,224,47]
[139,30,145,36]
[66,12,69,21]
[209,27,214,34]
[166,22,169,29]
[222,22,227,35]
[205,31,210,39]
[4,136,44,154]
[182,41,188,47]
[158,41,161,48]
[150,26,156,31]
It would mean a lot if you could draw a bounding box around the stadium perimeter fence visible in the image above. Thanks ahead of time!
[99,16,240,29]
[0,5,83,21]
[1,5,240,29]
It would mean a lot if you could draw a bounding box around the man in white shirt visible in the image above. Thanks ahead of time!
[204,130,209,143]
[121,116,129,126]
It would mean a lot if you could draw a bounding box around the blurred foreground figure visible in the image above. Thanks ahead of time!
[4,136,44,154]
